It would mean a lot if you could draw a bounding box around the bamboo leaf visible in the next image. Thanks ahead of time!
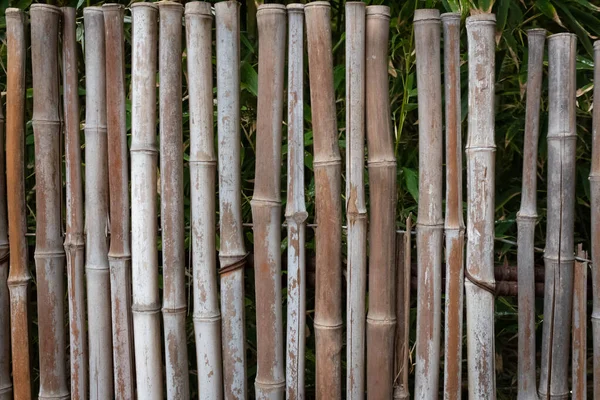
[402,167,419,202]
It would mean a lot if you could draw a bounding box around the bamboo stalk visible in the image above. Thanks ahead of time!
[62,7,88,399]
[465,13,497,399]
[158,3,189,398]
[592,39,600,400]
[285,4,307,400]
[5,9,31,400]
[365,6,395,400]
[186,3,223,399]
[413,9,443,399]
[102,5,135,398]
[517,28,545,400]
[539,32,577,400]
[215,2,248,398]
[345,3,367,398]
[572,245,587,400]
[30,5,69,399]
[304,3,343,398]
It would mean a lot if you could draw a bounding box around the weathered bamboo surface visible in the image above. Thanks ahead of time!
[572,245,587,400]
[539,32,577,400]
[591,39,600,400]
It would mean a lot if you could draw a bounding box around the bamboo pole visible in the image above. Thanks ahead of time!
[5,9,31,400]
[413,9,443,399]
[215,2,248,398]
[591,39,600,400]
[62,7,87,399]
[572,245,587,400]
[304,3,343,399]
[131,4,162,399]
[539,32,577,400]
[186,3,223,399]
[158,3,189,398]
[345,3,367,398]
[102,5,135,398]
[285,4,307,400]
[516,28,545,400]
[365,6,395,400]
[465,13,497,399]
[30,5,69,399]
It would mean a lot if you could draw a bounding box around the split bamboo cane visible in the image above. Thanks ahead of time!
[215,2,248,398]
[441,13,464,400]
[413,9,443,399]
[285,5,307,400]
[592,39,600,400]
[186,3,224,399]
[131,4,162,399]
[304,3,343,399]
[516,28,545,400]
[571,245,586,400]
[465,13,497,399]
[365,6,396,400]
[84,9,114,399]
[102,5,135,398]
[30,5,69,399]
[539,32,577,400]
[158,3,190,398]
[253,5,286,399]
[62,7,87,399]
[5,9,31,400]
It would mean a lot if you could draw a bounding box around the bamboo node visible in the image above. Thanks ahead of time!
[193,313,221,322]
[547,132,577,140]
[516,213,537,221]
[130,143,158,155]
[465,145,497,153]
[255,380,285,389]
[132,304,161,313]
[365,316,397,325]
[31,120,62,127]
[34,250,65,258]
[7,277,31,286]
[367,159,396,167]
[107,254,131,262]
[0,385,13,395]
[162,306,187,314]
[250,198,281,207]
[313,321,343,330]
[313,158,342,167]
[219,253,249,275]
[189,159,217,166]
[543,255,576,262]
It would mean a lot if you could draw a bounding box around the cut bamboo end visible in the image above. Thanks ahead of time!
[257,3,286,13]
[414,9,440,23]
[185,1,212,16]
[527,28,547,36]
[102,3,123,11]
[304,1,330,9]
[441,12,460,21]
[466,13,496,25]
[366,5,390,18]
[287,3,304,12]
[30,3,61,15]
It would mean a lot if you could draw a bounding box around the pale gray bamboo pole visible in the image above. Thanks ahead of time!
[441,13,464,400]
[158,3,189,398]
[571,245,587,400]
[591,39,600,400]
[365,6,396,400]
[131,4,162,399]
[186,3,224,399]
[63,7,88,400]
[413,9,443,399]
[31,5,69,399]
[345,3,367,398]
[465,13,497,399]
[285,4,307,400]
[517,28,545,400]
[539,32,577,400]
[102,5,135,398]
[215,2,248,398]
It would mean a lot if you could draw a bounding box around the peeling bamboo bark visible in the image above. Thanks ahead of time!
[465,13,497,399]
[345,3,367,398]
[413,9,443,399]
[30,5,69,399]
[131,4,162,399]
[285,5,307,400]
[62,7,87,400]
[186,3,223,399]
[215,3,248,398]
[365,6,396,400]
[5,9,31,400]
[517,28,545,400]
[441,13,464,400]
[571,245,586,400]
[102,5,135,398]
[539,32,577,400]
[304,3,343,399]
[158,3,189,398]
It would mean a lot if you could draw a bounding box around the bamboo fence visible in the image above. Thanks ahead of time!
[592,38,600,400]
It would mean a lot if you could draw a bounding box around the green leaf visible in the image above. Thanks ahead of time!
[402,167,419,202]
[534,0,564,27]
[240,61,258,96]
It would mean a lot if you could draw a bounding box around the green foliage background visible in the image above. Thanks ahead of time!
[0,0,598,397]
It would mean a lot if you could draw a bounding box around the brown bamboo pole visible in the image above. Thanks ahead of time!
[285,4,307,400]
[572,245,587,400]
[592,39,600,400]
[30,5,69,399]
[62,7,87,400]
[131,4,162,399]
[465,13,497,399]
[158,3,189,398]
[186,3,224,399]
[413,9,443,399]
[5,9,31,400]
[215,2,248,398]
[304,3,343,399]
[517,28,545,400]
[365,5,395,400]
[102,5,135,398]
[539,32,577,400]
